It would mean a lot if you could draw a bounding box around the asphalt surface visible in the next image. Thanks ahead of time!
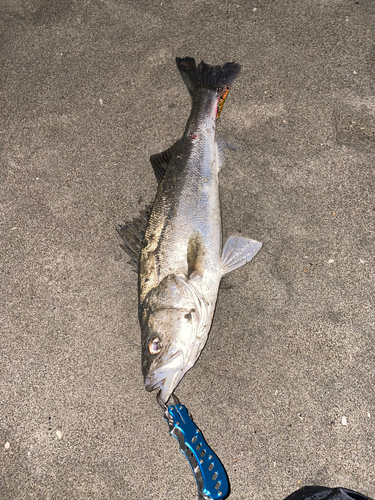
[1,1,374,499]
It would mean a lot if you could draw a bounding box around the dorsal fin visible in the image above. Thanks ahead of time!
[150,139,182,183]
[117,205,152,270]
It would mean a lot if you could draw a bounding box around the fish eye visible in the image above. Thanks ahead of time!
[148,336,162,355]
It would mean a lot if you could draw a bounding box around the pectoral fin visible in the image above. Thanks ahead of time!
[187,231,206,278]
[221,235,262,275]
[150,139,182,183]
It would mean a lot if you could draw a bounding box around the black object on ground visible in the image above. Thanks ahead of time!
[284,486,374,500]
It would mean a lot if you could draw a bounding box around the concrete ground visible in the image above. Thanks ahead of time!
[1,0,374,499]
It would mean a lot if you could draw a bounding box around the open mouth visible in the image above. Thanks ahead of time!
[145,350,185,401]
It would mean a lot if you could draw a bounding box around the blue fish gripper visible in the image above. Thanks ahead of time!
[158,392,229,500]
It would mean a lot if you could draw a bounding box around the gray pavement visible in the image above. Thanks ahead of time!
[1,1,374,499]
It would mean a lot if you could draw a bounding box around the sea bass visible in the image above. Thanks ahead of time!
[118,57,262,402]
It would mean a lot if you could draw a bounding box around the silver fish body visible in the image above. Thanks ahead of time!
[140,89,224,401]
[118,58,262,402]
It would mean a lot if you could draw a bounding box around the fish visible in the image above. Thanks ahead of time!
[118,57,262,402]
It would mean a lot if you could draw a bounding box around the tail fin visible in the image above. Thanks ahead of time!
[176,57,241,95]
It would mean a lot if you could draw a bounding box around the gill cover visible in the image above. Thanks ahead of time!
[141,273,210,402]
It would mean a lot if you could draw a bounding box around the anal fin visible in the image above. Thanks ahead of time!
[215,136,242,171]
[221,235,262,275]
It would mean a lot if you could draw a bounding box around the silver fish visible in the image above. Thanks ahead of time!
[118,57,262,402]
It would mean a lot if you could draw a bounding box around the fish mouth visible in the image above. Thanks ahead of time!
[145,349,185,402]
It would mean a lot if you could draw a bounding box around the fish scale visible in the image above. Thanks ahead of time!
[118,56,262,403]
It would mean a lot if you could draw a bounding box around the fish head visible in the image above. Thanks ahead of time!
[141,306,200,402]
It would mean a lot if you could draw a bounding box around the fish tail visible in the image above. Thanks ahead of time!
[176,57,240,117]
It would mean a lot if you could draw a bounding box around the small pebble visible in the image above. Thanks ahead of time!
[341,416,348,426]
[359,259,365,264]
[353,70,357,75]
[328,259,334,264]
[56,430,63,439]
[4,442,10,451]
